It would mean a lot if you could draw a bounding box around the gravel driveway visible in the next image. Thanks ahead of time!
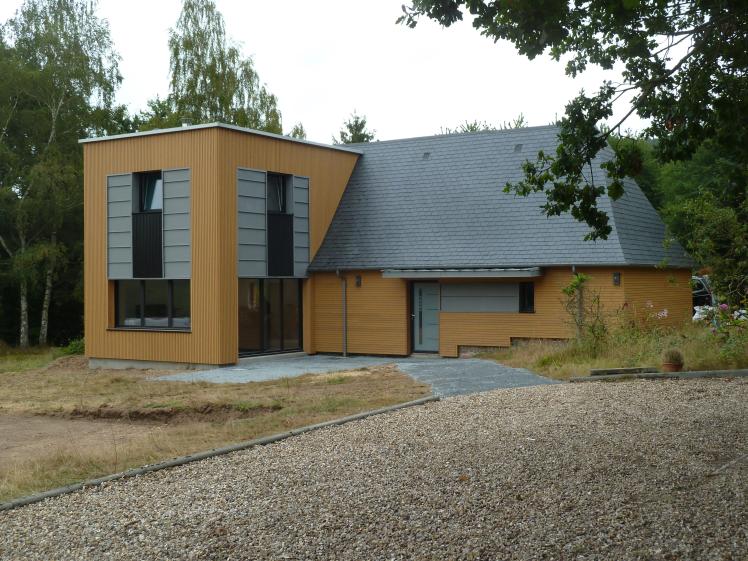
[2,379,746,560]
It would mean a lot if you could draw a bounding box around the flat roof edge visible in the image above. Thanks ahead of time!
[78,122,364,155]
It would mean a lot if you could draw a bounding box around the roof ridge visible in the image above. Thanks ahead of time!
[346,124,560,146]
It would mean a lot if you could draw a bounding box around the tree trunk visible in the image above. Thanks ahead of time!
[17,235,29,348]
[19,278,29,348]
[39,232,57,346]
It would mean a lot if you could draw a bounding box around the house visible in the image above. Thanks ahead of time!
[81,123,692,368]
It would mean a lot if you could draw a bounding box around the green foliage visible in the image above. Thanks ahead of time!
[1,0,120,346]
[333,112,375,144]
[400,1,748,240]
[147,0,281,133]
[61,337,84,355]
[561,272,589,296]
[289,123,307,140]
[561,273,608,357]
[697,304,748,363]
[440,113,526,135]
[612,135,748,302]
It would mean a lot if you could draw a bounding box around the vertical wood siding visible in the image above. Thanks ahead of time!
[86,127,358,365]
[311,271,409,356]
[622,267,692,325]
[85,128,229,364]
[439,267,692,357]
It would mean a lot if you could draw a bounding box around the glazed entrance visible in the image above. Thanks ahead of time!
[238,278,302,355]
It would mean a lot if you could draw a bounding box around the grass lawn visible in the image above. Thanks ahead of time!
[483,322,748,381]
[0,353,430,502]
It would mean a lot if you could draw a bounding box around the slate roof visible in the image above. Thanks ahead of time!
[309,125,692,271]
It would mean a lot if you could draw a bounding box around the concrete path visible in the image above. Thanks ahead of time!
[156,354,557,397]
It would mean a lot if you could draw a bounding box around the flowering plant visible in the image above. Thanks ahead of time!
[700,300,748,361]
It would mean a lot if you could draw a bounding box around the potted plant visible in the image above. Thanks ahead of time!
[661,349,684,373]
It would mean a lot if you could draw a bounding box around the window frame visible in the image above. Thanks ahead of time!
[519,282,535,314]
[135,170,164,213]
[266,172,292,215]
[114,279,191,331]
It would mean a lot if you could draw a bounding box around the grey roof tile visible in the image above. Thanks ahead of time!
[309,126,692,271]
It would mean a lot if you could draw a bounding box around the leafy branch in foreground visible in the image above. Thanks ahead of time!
[399,1,748,240]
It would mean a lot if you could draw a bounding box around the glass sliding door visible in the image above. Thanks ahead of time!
[238,278,302,355]
[282,279,300,350]
[238,279,262,352]
[264,279,283,352]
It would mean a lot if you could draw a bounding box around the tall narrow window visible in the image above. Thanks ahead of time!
[138,171,163,211]
[132,170,163,278]
[267,173,294,277]
[519,282,535,313]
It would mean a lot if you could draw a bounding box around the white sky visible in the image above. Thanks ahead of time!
[0,0,646,142]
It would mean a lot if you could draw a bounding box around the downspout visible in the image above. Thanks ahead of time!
[571,265,583,338]
[337,269,348,357]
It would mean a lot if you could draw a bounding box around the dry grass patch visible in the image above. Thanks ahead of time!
[483,322,748,380]
[0,356,430,501]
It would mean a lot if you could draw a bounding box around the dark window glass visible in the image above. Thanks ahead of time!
[138,171,163,211]
[172,280,191,328]
[264,279,282,351]
[239,278,301,354]
[283,278,300,350]
[266,173,291,214]
[238,278,262,352]
[144,280,169,327]
[519,282,535,313]
[117,280,142,327]
[115,280,190,329]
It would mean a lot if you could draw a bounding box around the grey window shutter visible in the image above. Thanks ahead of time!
[440,283,520,312]
[237,168,267,277]
[162,168,191,279]
[107,173,133,279]
[293,176,309,277]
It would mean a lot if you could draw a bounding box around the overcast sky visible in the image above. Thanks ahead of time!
[0,0,645,142]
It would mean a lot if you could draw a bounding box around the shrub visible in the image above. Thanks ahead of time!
[662,348,684,366]
[62,338,85,355]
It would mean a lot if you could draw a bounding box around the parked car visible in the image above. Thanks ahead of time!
[692,275,715,311]
[692,276,747,322]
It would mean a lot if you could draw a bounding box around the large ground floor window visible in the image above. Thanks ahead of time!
[115,280,191,329]
[239,278,302,354]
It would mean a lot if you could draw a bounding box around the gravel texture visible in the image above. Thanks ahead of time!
[2,379,746,560]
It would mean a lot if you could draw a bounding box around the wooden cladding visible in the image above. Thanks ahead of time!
[86,127,359,365]
[310,271,410,356]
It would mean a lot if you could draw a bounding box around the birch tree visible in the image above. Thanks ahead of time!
[1,0,120,346]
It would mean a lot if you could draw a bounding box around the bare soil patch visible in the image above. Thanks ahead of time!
[0,357,430,501]
[0,416,152,470]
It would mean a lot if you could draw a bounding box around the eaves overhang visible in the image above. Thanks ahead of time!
[381,267,542,279]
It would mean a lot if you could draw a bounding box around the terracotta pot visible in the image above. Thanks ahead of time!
[662,362,683,373]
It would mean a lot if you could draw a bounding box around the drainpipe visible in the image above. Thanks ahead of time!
[571,265,583,338]
[337,269,348,357]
